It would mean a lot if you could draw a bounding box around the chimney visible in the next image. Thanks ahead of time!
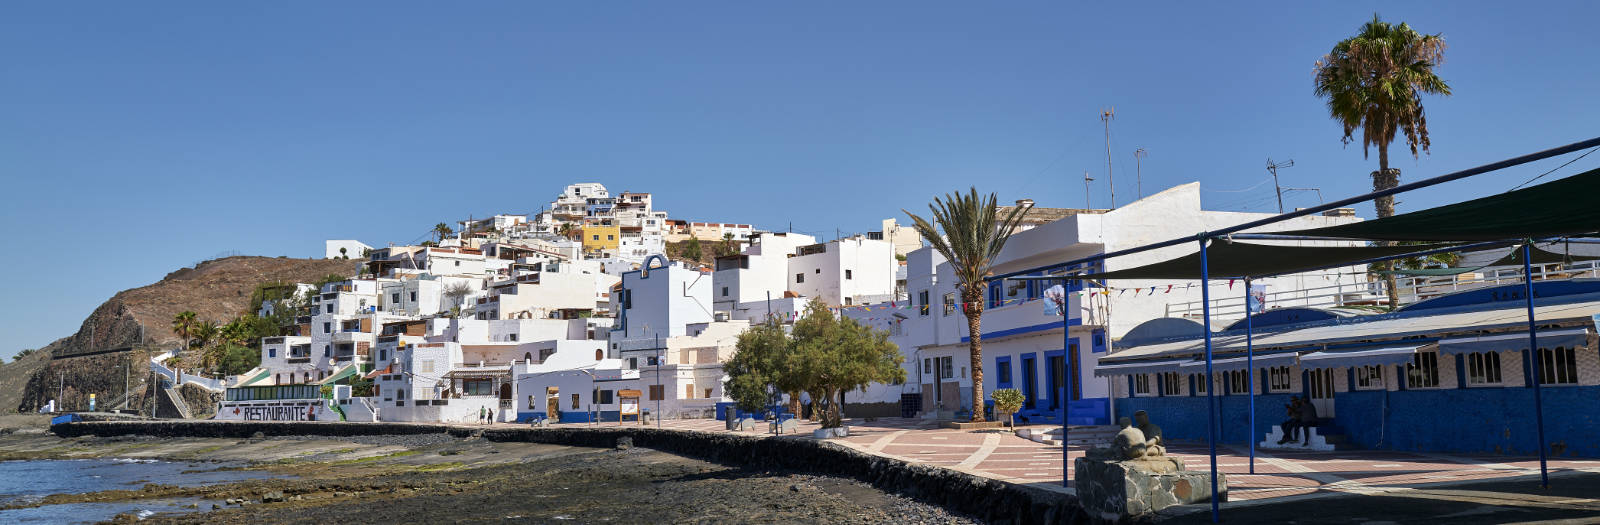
[1015,199,1035,208]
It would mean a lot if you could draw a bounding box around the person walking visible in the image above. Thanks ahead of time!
[487,407,495,425]
[479,405,486,425]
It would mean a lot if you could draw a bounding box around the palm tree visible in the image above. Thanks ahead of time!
[171,311,198,351]
[191,320,218,351]
[1314,14,1451,308]
[903,188,1030,422]
[433,222,455,243]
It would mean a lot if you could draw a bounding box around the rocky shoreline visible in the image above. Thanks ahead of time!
[1,423,1006,524]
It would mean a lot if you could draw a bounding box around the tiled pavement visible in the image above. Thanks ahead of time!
[538,417,1600,505]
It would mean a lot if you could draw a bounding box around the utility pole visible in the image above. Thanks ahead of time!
[1134,148,1148,200]
[1101,108,1116,208]
[1266,158,1295,214]
[1083,172,1095,209]
[58,372,65,412]
[655,333,662,429]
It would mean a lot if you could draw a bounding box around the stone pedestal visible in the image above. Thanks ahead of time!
[1074,456,1226,521]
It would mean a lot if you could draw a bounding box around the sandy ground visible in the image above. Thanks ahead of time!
[0,430,981,524]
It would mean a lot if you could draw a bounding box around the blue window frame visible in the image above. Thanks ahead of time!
[995,356,1013,388]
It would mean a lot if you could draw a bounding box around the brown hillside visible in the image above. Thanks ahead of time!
[13,256,359,412]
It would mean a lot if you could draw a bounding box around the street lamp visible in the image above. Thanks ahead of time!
[580,369,597,427]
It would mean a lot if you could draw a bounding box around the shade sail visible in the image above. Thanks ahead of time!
[1282,167,1600,242]
[1299,345,1422,369]
[1177,351,1299,372]
[1092,358,1193,377]
[1376,243,1600,277]
[1072,241,1454,281]
[316,365,359,385]
[1437,327,1592,355]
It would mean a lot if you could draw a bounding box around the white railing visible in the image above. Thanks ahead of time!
[1164,263,1599,321]
[148,357,226,392]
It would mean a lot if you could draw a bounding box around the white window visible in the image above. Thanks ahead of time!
[1192,373,1207,394]
[420,360,435,374]
[1538,346,1578,385]
[845,269,853,280]
[1133,374,1152,396]
[939,356,954,380]
[1406,351,1441,389]
[923,358,932,375]
[1267,366,1294,393]
[1466,352,1503,386]
[1355,365,1385,390]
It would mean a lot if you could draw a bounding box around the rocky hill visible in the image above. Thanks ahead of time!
[9,256,360,413]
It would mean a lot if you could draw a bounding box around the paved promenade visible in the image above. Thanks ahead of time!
[530,416,1600,507]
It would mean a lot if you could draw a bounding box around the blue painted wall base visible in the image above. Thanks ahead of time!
[1117,385,1600,457]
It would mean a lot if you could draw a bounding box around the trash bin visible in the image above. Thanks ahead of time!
[725,405,739,430]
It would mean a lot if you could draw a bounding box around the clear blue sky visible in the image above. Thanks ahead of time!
[5,2,1598,358]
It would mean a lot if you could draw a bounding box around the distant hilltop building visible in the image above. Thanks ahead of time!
[325,240,372,259]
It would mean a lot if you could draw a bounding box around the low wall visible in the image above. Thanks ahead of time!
[50,421,1090,524]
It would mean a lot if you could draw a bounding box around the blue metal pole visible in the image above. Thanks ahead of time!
[1520,242,1550,487]
[1062,277,1073,488]
[1245,277,1256,475]
[1200,238,1219,522]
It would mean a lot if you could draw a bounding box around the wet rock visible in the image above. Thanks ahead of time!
[615,437,633,450]
[261,490,285,503]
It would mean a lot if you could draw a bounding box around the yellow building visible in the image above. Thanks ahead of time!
[581,221,620,254]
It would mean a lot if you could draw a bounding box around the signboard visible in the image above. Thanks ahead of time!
[1248,284,1268,314]
[1043,284,1067,316]
[226,403,320,421]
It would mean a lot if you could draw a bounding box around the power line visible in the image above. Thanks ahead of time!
[1509,146,1599,190]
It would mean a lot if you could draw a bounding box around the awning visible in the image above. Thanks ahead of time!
[1093,358,1194,377]
[234,368,272,387]
[1282,166,1600,242]
[362,364,392,380]
[316,365,359,385]
[1378,244,1600,277]
[1299,345,1423,369]
[1437,327,1592,355]
[1070,241,1457,281]
[1177,351,1299,372]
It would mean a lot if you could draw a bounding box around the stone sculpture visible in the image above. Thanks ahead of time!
[1134,410,1166,458]
[1075,411,1225,520]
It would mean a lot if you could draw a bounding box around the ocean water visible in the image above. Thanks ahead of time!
[0,458,286,524]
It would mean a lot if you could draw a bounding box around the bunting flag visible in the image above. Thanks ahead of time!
[1165,285,1173,293]
[1228,279,1236,290]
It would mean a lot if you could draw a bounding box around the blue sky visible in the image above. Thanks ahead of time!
[4,2,1598,358]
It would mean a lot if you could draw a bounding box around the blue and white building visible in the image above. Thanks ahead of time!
[846,184,1366,424]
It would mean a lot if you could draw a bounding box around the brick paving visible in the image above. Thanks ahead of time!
[538,416,1600,505]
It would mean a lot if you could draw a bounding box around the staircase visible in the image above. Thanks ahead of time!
[154,380,193,419]
[1017,425,1118,446]
[1259,419,1352,451]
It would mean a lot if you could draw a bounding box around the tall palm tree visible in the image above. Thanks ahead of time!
[1314,14,1451,308]
[904,188,1030,422]
[171,311,198,351]
[190,320,220,371]
[433,222,454,243]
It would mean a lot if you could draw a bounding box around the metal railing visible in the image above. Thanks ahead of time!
[1164,262,1598,321]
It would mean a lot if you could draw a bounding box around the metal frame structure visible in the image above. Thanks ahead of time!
[985,135,1600,521]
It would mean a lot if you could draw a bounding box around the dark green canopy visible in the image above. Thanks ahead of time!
[1282,166,1600,241]
[1066,241,1457,281]
[1377,243,1600,276]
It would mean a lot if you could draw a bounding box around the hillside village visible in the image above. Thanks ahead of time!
[169,179,1386,427]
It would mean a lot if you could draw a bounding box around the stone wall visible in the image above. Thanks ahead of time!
[52,421,1096,524]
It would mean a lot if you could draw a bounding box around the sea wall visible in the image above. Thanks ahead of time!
[52,421,1095,524]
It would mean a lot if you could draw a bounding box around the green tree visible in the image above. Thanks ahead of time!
[681,235,703,262]
[190,320,220,370]
[171,311,198,352]
[903,188,1030,422]
[788,298,905,428]
[1314,14,1451,308]
[723,318,789,413]
[991,388,1025,428]
[217,344,260,376]
[433,222,455,242]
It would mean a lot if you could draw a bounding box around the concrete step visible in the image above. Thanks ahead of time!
[1259,425,1337,452]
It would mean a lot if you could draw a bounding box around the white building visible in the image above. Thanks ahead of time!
[788,236,898,307]
[843,183,1368,424]
[610,257,714,345]
[712,232,817,313]
[325,240,372,260]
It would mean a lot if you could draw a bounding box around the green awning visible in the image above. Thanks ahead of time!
[316,365,359,385]
[1281,167,1600,241]
[1066,241,1458,281]
[235,368,272,387]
